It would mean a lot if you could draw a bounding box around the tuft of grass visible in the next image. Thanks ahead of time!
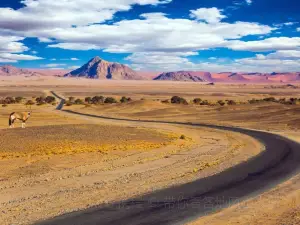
[180,135,186,140]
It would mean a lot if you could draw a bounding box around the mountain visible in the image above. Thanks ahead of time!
[0,65,70,77]
[65,56,144,80]
[154,71,212,82]
[0,65,34,76]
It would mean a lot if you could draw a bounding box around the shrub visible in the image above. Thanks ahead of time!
[74,99,84,105]
[69,97,75,103]
[171,96,188,105]
[25,100,35,106]
[193,98,202,105]
[217,100,225,106]
[45,96,56,104]
[15,96,24,103]
[263,97,276,102]
[120,96,132,103]
[104,97,118,104]
[92,96,105,104]
[2,97,16,104]
[180,135,186,140]
[200,100,209,105]
[2,104,7,107]
[227,100,237,105]
[85,97,92,104]
[65,102,73,106]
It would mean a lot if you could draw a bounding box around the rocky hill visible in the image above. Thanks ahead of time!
[0,65,34,76]
[64,56,144,80]
[154,71,212,82]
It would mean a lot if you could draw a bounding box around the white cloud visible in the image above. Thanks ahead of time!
[266,50,300,59]
[0,0,173,33]
[284,22,296,26]
[42,63,66,68]
[227,37,300,51]
[46,13,273,55]
[50,58,57,61]
[70,57,79,61]
[246,0,252,5]
[38,37,53,43]
[297,28,300,32]
[190,8,226,24]
[0,35,28,53]
[0,53,43,62]
[0,35,43,62]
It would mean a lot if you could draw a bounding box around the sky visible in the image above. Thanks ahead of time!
[0,0,300,72]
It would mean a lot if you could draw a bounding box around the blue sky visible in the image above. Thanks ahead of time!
[0,0,299,72]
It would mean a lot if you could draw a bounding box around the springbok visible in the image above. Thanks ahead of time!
[9,112,31,128]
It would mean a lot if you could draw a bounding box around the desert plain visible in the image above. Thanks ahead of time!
[0,76,300,225]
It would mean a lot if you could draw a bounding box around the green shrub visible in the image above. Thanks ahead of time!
[104,97,118,104]
[120,96,132,103]
[74,99,84,105]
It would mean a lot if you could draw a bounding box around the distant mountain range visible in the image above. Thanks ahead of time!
[1,57,300,83]
[0,65,69,77]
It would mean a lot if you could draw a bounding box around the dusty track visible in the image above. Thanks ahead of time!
[37,92,300,225]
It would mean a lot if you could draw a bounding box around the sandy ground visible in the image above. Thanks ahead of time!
[0,97,261,225]
[0,79,300,225]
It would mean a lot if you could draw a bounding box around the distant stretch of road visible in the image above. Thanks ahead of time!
[37,92,300,225]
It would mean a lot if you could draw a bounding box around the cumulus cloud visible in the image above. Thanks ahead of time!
[0,35,43,62]
[0,35,28,53]
[46,13,273,55]
[190,8,226,24]
[0,0,173,33]
[227,37,300,51]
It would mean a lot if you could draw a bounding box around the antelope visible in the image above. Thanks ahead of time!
[9,112,31,128]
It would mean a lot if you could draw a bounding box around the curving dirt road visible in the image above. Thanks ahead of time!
[37,92,300,225]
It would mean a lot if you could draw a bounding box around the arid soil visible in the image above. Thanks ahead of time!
[0,79,300,225]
